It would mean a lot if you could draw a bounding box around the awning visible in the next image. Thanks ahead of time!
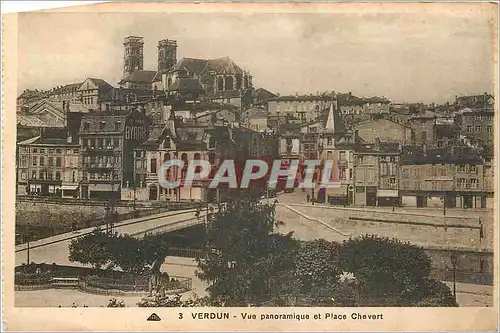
[61,185,78,190]
[89,184,116,192]
[377,189,399,197]
[325,185,348,196]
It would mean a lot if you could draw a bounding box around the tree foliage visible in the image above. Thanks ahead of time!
[69,229,111,270]
[68,229,171,274]
[339,234,457,307]
[195,199,458,307]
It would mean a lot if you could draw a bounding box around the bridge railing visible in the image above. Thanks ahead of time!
[131,217,205,238]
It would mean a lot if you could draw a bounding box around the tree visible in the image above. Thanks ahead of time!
[195,197,299,306]
[69,228,111,270]
[293,239,342,302]
[339,234,458,307]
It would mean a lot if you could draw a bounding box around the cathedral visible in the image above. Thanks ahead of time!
[118,35,254,107]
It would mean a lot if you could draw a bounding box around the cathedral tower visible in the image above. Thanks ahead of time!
[157,39,178,72]
[123,36,144,77]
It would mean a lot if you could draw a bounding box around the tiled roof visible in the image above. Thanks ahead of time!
[84,78,114,94]
[270,95,332,102]
[176,140,206,150]
[172,58,209,75]
[336,93,365,106]
[120,71,158,84]
[205,57,244,75]
[17,114,50,127]
[51,82,82,95]
[364,96,390,104]
[17,136,41,145]
[253,88,277,101]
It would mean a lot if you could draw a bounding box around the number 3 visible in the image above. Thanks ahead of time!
[178,313,183,319]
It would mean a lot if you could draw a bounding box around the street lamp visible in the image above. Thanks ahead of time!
[443,192,447,216]
[450,253,458,301]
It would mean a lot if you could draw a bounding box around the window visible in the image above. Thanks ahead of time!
[47,172,53,180]
[421,131,427,142]
[164,137,171,149]
[150,158,157,174]
[209,137,216,149]
[33,148,38,153]
[487,126,492,133]
[48,157,54,166]
[39,156,45,166]
[39,171,44,180]
[437,140,443,148]
[56,149,61,154]
[56,157,61,167]
[457,178,466,188]
[339,151,346,161]
[458,165,466,173]
[31,171,36,179]
[97,138,104,148]
[113,138,119,147]
[380,163,388,176]
[66,149,71,154]
[471,178,478,188]
[389,156,396,163]
[470,165,477,174]
[98,122,105,131]
[40,149,45,154]
[48,149,54,154]
[390,177,396,185]
[73,149,78,154]
[475,114,482,120]
[21,170,27,180]
[72,171,76,182]
[20,156,27,167]
[475,126,481,132]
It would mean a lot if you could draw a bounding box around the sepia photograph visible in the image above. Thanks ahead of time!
[1,2,498,331]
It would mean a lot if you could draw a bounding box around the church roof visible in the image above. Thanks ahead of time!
[171,56,245,76]
[168,77,204,93]
[120,71,158,84]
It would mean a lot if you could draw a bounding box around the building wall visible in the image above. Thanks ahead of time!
[268,99,331,123]
[356,119,411,144]
[17,144,80,190]
[408,118,435,144]
[456,111,494,146]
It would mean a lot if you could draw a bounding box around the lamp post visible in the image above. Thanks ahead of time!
[450,253,458,301]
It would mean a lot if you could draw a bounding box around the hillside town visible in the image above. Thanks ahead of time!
[15,36,495,210]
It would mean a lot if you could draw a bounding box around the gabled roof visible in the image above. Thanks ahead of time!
[171,56,246,76]
[253,88,277,102]
[17,114,50,127]
[119,71,157,84]
[324,104,345,134]
[17,136,41,145]
[79,78,114,94]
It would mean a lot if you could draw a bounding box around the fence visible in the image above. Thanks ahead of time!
[14,272,193,296]
[168,247,206,259]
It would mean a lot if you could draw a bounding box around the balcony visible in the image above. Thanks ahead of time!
[83,146,119,154]
[84,163,114,170]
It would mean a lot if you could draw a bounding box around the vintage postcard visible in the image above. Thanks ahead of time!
[1,2,498,331]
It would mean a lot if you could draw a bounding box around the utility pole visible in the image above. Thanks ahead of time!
[443,192,447,216]
[450,253,458,302]
[26,223,30,265]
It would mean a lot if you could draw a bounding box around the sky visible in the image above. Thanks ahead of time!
[17,6,496,104]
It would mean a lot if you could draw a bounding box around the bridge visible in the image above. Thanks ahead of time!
[15,208,206,267]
